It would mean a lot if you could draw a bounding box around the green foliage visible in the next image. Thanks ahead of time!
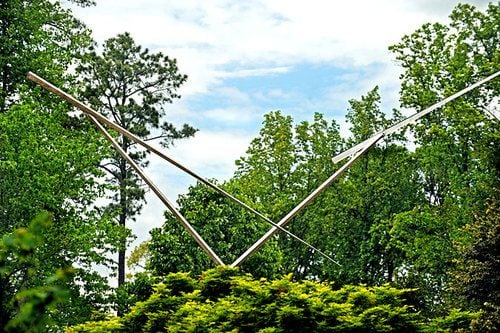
[148,180,283,278]
[144,3,499,324]
[0,0,93,112]
[70,267,480,332]
[452,197,500,332]
[111,273,156,315]
[0,1,496,330]
[0,97,122,327]
[386,2,499,315]
[71,267,417,332]
[423,309,479,333]
[0,1,125,325]
[0,213,74,332]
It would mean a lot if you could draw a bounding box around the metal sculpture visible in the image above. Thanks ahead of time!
[27,70,499,268]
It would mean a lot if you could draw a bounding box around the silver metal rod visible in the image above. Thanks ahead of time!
[27,72,224,265]
[89,115,224,265]
[26,72,338,265]
[231,133,385,267]
[332,71,500,164]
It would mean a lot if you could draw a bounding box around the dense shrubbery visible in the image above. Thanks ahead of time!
[69,266,477,332]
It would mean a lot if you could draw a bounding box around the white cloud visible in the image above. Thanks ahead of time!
[203,107,257,124]
[70,0,488,97]
[165,130,253,178]
[219,66,291,79]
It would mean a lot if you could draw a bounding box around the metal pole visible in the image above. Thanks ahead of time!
[26,72,339,265]
[90,115,224,265]
[231,133,384,267]
[332,70,500,164]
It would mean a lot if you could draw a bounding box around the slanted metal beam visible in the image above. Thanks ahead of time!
[332,71,500,164]
[231,133,385,267]
[233,70,499,267]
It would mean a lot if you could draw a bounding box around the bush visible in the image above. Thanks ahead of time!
[71,266,476,332]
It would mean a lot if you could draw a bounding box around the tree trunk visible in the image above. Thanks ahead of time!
[118,152,128,289]
[118,211,126,287]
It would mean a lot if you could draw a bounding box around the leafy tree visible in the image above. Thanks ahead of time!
[318,87,423,286]
[453,197,499,332]
[0,98,122,327]
[0,1,126,323]
[77,32,195,286]
[234,111,300,221]
[0,213,75,332]
[111,273,157,316]
[387,2,499,314]
[389,2,499,208]
[233,111,345,279]
[0,0,93,112]
[148,181,283,278]
[270,113,343,279]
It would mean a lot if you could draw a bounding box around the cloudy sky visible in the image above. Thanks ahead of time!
[68,0,490,257]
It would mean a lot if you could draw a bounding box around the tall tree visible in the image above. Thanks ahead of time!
[0,97,121,327]
[77,33,195,286]
[233,111,345,279]
[389,2,499,208]
[234,111,300,221]
[319,87,423,286]
[388,2,499,315]
[453,197,499,332]
[0,0,126,326]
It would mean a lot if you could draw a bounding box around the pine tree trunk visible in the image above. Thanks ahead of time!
[118,153,127,288]
[118,212,126,287]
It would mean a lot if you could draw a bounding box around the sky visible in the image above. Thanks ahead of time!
[67,0,490,265]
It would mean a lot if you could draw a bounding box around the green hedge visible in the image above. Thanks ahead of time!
[68,266,476,332]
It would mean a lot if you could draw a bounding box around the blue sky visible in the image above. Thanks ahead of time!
[68,0,490,269]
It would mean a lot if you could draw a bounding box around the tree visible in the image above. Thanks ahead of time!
[0,1,132,325]
[453,197,500,332]
[232,111,345,279]
[387,2,499,315]
[317,87,423,286]
[148,180,283,278]
[0,99,122,327]
[234,111,300,221]
[77,32,195,286]
[389,2,499,208]
[0,0,93,113]
[0,213,74,332]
